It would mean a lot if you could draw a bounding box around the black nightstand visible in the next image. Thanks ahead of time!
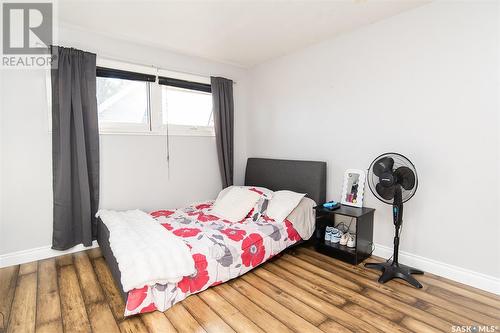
[314,205,375,265]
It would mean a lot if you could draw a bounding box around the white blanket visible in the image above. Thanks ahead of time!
[97,209,195,292]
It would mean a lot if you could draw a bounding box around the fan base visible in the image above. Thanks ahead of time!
[365,261,424,288]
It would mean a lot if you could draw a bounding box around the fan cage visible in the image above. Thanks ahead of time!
[367,152,418,204]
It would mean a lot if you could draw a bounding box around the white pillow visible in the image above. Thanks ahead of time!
[211,187,261,222]
[216,185,273,201]
[215,186,274,221]
[267,190,306,223]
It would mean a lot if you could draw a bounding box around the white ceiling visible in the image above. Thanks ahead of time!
[58,0,429,68]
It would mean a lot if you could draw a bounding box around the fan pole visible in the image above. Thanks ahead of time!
[392,186,403,265]
[365,186,424,288]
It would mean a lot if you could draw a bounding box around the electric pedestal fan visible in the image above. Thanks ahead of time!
[364,153,424,288]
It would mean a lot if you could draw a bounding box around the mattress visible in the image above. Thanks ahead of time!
[104,200,304,316]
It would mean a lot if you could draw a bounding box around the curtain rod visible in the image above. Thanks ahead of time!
[97,54,237,84]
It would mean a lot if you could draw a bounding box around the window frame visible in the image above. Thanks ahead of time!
[157,69,214,137]
[96,78,153,134]
[159,83,215,137]
[95,59,215,137]
[96,60,156,134]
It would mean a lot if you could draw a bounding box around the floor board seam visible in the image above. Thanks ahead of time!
[54,259,66,333]
[240,272,328,328]
[181,296,225,332]
[71,254,94,333]
[4,265,20,333]
[294,250,499,326]
[213,284,288,332]
[33,261,39,332]
[260,265,395,333]
[89,257,123,327]
[231,272,356,333]
[227,278,318,333]
[195,293,240,332]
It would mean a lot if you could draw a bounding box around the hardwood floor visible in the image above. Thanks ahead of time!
[0,246,499,333]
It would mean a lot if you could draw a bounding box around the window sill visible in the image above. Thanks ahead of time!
[98,130,215,137]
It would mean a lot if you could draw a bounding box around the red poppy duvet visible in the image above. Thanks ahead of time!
[124,200,303,316]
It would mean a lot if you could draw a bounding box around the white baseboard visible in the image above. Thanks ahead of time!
[0,241,98,268]
[373,243,500,295]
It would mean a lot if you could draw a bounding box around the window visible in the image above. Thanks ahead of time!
[96,77,150,129]
[96,67,155,133]
[95,60,214,136]
[160,77,213,135]
[162,86,214,127]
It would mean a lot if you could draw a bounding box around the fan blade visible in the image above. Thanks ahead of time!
[376,183,396,200]
[394,166,416,190]
[373,157,395,177]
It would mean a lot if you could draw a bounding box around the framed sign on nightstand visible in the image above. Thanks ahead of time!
[341,169,366,208]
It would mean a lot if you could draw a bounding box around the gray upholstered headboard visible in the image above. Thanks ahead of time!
[244,158,326,204]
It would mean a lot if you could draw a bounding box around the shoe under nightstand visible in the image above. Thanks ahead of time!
[314,205,375,265]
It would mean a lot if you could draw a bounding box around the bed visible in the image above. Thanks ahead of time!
[97,157,326,315]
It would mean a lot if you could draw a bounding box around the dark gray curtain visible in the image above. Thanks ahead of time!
[51,46,99,250]
[211,77,234,188]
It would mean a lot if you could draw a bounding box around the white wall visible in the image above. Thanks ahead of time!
[246,1,500,279]
[0,25,248,255]
[1,69,54,256]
